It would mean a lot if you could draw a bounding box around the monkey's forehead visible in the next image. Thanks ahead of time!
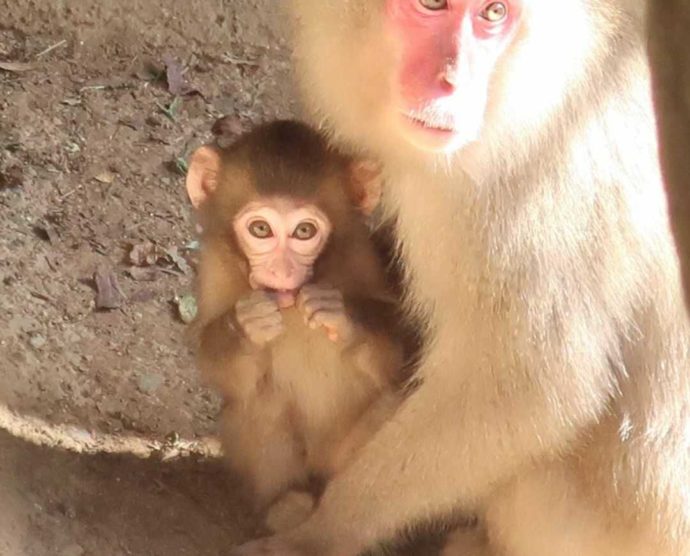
[234,197,329,216]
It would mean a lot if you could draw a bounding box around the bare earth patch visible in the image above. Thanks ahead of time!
[0,0,296,449]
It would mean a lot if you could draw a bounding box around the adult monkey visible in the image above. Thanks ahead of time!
[648,2,690,311]
[232,1,690,555]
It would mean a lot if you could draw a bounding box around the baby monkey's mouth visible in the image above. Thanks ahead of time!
[265,288,298,309]
[264,286,298,294]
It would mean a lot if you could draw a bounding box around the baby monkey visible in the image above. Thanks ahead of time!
[186,120,405,531]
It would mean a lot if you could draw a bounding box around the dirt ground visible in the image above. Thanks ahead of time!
[0,0,297,449]
[0,1,443,554]
[0,429,256,556]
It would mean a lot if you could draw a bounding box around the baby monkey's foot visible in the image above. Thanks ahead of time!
[265,490,316,534]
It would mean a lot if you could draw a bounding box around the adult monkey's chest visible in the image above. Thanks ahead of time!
[393,173,483,318]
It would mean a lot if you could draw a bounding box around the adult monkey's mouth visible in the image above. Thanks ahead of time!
[399,110,464,151]
[403,112,456,133]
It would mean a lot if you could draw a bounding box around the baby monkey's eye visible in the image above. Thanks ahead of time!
[292,222,318,240]
[248,219,273,239]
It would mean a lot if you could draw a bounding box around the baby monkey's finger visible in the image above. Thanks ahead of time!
[300,299,344,322]
[296,288,343,311]
[236,298,281,321]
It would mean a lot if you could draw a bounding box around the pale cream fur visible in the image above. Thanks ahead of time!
[229,1,690,555]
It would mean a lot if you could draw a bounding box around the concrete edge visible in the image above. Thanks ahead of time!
[0,404,223,460]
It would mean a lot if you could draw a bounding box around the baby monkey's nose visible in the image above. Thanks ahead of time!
[271,257,295,279]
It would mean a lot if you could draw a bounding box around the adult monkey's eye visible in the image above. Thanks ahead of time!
[419,0,448,11]
[248,220,273,239]
[479,2,508,23]
[292,222,318,240]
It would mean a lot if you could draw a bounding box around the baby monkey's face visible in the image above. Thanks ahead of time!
[185,119,384,310]
[233,196,332,308]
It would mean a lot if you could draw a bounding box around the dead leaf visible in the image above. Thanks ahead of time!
[166,247,192,275]
[162,53,201,97]
[162,53,186,94]
[32,223,58,244]
[126,267,159,282]
[134,58,165,82]
[118,117,143,131]
[145,114,162,127]
[129,242,163,267]
[212,115,244,137]
[0,165,23,189]
[0,61,35,72]
[61,98,82,106]
[212,115,244,147]
[130,289,156,303]
[93,171,115,184]
[94,267,125,310]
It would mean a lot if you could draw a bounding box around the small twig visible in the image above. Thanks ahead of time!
[60,183,84,200]
[29,290,51,303]
[79,85,107,92]
[35,39,67,59]
[44,255,58,272]
[109,125,122,142]
[125,54,139,74]
[159,267,184,277]
[221,53,260,67]
[0,61,35,72]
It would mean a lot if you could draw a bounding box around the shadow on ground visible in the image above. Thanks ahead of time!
[0,430,258,556]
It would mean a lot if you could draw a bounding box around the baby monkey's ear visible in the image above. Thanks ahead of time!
[347,160,383,216]
[185,145,222,209]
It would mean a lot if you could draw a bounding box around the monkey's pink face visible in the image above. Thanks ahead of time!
[385,0,522,152]
[233,198,332,308]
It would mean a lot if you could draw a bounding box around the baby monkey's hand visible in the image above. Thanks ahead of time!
[235,291,285,347]
[296,284,356,344]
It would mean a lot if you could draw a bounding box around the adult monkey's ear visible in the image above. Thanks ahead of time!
[185,145,222,209]
[347,159,383,216]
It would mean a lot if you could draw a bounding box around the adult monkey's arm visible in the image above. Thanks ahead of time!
[647,1,690,311]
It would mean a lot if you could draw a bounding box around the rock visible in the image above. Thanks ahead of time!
[60,544,85,556]
[175,294,197,324]
[138,373,164,395]
[28,333,47,349]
